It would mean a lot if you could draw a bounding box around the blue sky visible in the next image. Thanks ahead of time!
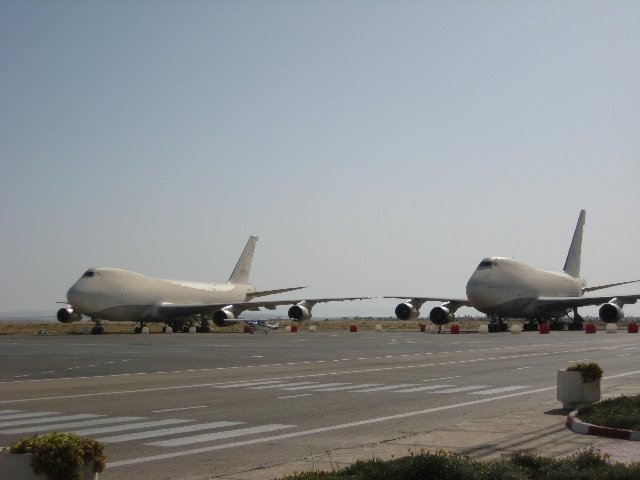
[1,1,639,318]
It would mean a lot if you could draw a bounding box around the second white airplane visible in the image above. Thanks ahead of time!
[58,235,368,334]
[387,210,640,332]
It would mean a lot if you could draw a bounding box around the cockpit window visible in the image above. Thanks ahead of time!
[477,261,499,269]
[82,270,95,278]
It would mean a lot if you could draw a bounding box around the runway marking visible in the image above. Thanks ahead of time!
[74,419,193,436]
[422,376,461,382]
[278,394,314,399]
[314,384,381,392]
[356,384,419,392]
[147,424,295,447]
[97,421,245,443]
[249,382,317,390]
[152,406,208,413]
[0,414,101,428]
[108,386,559,467]
[282,383,349,391]
[1,417,142,435]
[216,380,286,388]
[0,412,58,421]
[393,384,455,393]
[0,410,21,415]
[470,386,532,395]
[431,386,491,394]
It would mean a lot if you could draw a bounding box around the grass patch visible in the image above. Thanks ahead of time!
[282,448,640,480]
[578,395,640,431]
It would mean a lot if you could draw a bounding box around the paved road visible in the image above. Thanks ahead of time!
[1,329,639,479]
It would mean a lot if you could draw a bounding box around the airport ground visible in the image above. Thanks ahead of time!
[0,327,639,479]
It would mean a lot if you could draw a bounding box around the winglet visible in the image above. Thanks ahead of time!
[563,210,585,278]
[228,235,259,284]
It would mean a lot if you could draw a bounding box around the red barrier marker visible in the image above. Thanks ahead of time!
[585,323,596,334]
[539,324,550,334]
[243,326,251,333]
[291,325,298,333]
[420,324,426,332]
[451,325,460,334]
[628,323,638,333]
[350,325,357,332]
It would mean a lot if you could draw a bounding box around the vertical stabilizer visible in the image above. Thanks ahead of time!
[228,235,259,284]
[563,210,586,278]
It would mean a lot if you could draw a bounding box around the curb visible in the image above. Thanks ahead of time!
[566,410,640,441]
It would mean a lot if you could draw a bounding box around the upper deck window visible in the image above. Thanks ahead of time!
[82,270,95,278]
[477,261,499,269]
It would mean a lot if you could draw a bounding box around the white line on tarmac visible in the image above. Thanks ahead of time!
[282,383,349,391]
[393,384,455,393]
[0,410,21,415]
[0,412,58,421]
[74,419,194,436]
[1,417,142,435]
[0,414,101,428]
[147,424,295,447]
[278,394,314,399]
[431,386,491,394]
[108,385,558,468]
[314,384,381,391]
[248,382,317,390]
[97,421,244,443]
[152,406,208,413]
[470,386,531,395]
[356,384,419,392]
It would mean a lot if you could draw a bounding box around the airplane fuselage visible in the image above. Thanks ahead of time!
[465,257,586,319]
[67,268,255,321]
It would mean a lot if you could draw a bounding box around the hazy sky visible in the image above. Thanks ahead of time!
[1,1,639,318]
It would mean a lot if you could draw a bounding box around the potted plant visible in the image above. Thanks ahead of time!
[557,362,603,409]
[0,432,106,479]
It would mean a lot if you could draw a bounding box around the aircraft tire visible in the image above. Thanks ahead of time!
[134,327,142,334]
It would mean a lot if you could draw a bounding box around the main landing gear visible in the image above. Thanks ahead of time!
[567,309,584,331]
[487,316,508,333]
[90,319,104,335]
[522,319,539,331]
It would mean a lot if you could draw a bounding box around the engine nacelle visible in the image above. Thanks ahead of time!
[56,307,83,323]
[288,305,311,322]
[599,303,624,323]
[429,306,455,325]
[213,309,236,327]
[395,303,419,320]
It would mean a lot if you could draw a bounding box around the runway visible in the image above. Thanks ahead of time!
[1,329,639,479]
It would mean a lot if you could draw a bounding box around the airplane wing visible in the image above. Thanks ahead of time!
[582,279,640,293]
[383,297,471,309]
[533,294,640,312]
[156,297,370,318]
[247,286,309,298]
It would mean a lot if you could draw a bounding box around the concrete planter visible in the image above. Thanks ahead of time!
[0,452,98,479]
[557,369,601,409]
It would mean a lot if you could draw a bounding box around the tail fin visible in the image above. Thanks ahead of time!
[228,235,259,284]
[563,210,586,278]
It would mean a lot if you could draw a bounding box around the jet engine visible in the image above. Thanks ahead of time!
[395,303,419,320]
[288,305,311,322]
[213,309,236,327]
[56,307,83,323]
[429,306,454,325]
[599,303,624,323]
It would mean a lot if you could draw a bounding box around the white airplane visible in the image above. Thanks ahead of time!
[57,235,368,334]
[387,210,640,332]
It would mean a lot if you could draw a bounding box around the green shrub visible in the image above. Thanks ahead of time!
[9,432,106,480]
[567,362,603,383]
[578,395,640,431]
[282,448,640,480]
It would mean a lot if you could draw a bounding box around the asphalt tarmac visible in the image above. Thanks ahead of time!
[1,328,639,479]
